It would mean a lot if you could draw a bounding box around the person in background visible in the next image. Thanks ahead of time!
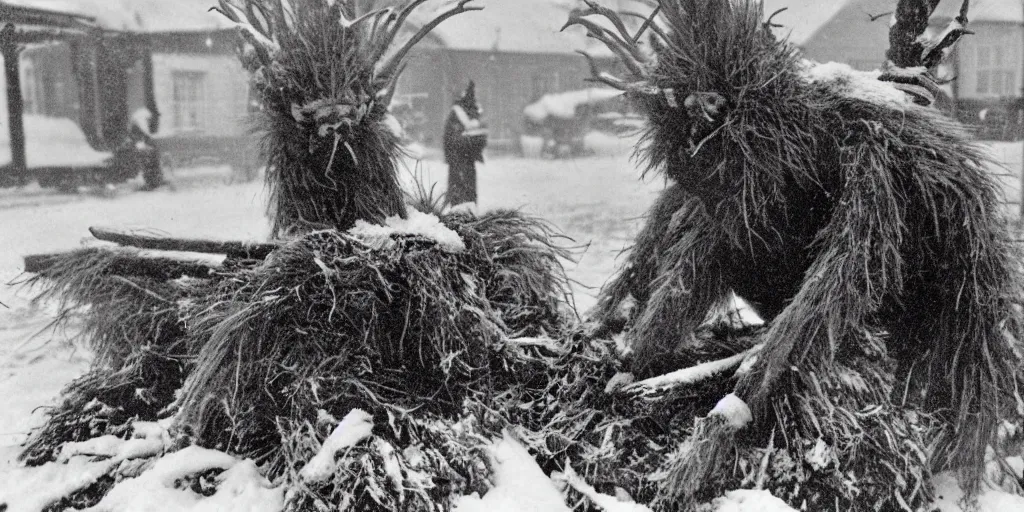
[443,81,488,207]
[128,108,165,190]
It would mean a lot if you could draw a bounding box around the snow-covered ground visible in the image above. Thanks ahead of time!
[1,140,1023,511]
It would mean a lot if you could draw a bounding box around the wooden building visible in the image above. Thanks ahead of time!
[4,0,254,172]
[6,0,637,160]
[393,0,628,150]
[0,1,158,187]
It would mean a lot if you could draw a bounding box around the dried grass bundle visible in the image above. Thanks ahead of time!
[17,248,196,464]
[18,207,574,510]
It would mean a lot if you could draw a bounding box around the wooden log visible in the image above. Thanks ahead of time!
[622,343,765,397]
[88,226,279,260]
[23,253,64,274]
[24,250,219,280]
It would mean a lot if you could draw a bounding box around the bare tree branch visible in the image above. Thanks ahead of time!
[886,0,941,68]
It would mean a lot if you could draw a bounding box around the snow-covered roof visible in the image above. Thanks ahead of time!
[3,0,233,32]
[933,0,1023,24]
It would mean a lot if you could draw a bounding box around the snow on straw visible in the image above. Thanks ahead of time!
[455,432,570,512]
[0,419,178,511]
[710,489,797,512]
[800,61,910,107]
[57,420,171,462]
[374,438,405,505]
[299,409,374,483]
[552,461,652,512]
[349,209,466,253]
[0,456,119,512]
[83,446,283,512]
[709,393,752,429]
[930,472,1024,512]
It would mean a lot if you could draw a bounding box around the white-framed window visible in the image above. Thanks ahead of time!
[976,42,1018,97]
[171,71,206,131]
[532,72,561,100]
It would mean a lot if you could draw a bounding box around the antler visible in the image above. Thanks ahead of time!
[564,1,667,99]
[561,6,651,76]
[373,0,484,86]
[212,0,287,68]
[919,0,972,68]
[577,50,660,96]
[214,0,481,103]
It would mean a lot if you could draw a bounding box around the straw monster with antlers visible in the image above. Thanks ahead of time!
[214,0,483,236]
[13,1,577,510]
[573,0,1024,507]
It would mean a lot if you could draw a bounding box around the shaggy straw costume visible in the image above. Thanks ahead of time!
[571,0,1024,508]
[13,1,576,510]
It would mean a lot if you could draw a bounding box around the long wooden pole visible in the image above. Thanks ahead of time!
[23,251,218,280]
[88,226,279,259]
[2,23,27,183]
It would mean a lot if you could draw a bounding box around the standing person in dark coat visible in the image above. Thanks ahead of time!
[443,81,488,206]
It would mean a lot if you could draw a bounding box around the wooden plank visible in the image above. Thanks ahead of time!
[89,227,279,260]
[24,250,218,280]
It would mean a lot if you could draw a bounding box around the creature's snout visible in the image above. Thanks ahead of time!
[291,93,379,138]
[683,92,727,122]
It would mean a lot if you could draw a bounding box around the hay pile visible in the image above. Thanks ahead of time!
[18,206,575,510]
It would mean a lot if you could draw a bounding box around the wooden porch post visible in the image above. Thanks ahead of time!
[2,23,27,182]
[142,39,159,134]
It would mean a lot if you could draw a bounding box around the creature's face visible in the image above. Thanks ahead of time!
[218,0,483,148]
[566,0,802,186]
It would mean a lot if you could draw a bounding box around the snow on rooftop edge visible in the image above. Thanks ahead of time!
[4,0,234,32]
